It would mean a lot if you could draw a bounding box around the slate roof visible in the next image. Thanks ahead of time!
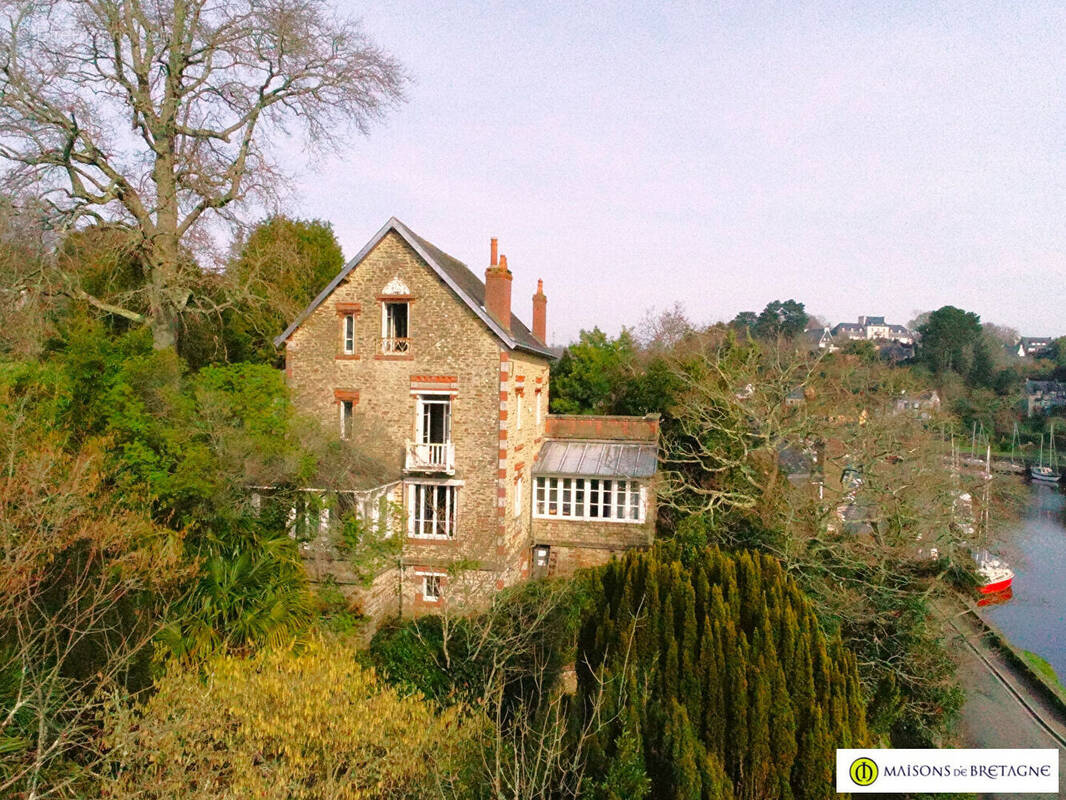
[533,440,658,479]
[831,323,864,334]
[1020,337,1053,353]
[274,217,555,359]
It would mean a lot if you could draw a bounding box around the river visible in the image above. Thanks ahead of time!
[981,481,1066,681]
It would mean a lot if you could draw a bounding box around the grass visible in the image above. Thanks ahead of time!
[1021,650,1065,690]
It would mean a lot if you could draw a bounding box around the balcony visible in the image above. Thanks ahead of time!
[405,441,455,474]
[382,337,411,355]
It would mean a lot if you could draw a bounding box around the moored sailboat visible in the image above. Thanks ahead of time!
[1029,425,1061,483]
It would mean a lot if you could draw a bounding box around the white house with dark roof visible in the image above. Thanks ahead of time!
[831,316,913,345]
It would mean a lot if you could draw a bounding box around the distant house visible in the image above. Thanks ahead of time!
[1017,337,1054,358]
[785,386,807,407]
[878,341,915,363]
[830,316,914,345]
[806,326,836,351]
[830,321,865,341]
[1025,380,1066,417]
[893,390,941,419]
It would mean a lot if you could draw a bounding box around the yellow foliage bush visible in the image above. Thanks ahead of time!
[102,637,482,799]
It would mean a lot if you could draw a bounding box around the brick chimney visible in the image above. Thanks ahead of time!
[532,279,547,343]
[484,239,512,331]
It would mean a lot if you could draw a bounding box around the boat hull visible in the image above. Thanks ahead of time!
[978,576,1013,594]
[1030,471,1061,483]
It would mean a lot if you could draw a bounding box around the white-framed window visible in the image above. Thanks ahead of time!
[381,301,410,353]
[533,476,645,523]
[342,313,355,354]
[515,475,523,517]
[421,573,443,602]
[535,390,543,427]
[516,392,523,430]
[340,399,354,440]
[407,483,458,539]
[417,394,451,445]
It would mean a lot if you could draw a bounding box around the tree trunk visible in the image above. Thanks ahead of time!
[146,230,181,351]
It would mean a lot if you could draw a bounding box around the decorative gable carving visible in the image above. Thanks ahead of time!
[381,275,411,296]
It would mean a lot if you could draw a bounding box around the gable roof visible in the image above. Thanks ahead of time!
[274,217,555,359]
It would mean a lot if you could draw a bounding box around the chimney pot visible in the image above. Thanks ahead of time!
[490,237,498,267]
[532,277,547,343]
[485,249,513,332]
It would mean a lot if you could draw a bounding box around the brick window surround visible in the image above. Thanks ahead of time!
[335,302,361,360]
[334,389,359,441]
[376,294,416,361]
[414,570,446,603]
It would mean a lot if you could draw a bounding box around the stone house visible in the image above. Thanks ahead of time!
[273,217,658,617]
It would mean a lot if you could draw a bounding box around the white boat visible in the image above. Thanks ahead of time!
[1029,427,1061,483]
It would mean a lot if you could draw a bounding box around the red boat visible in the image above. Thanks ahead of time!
[975,552,1014,595]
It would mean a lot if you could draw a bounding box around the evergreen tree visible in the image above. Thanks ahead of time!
[575,545,867,800]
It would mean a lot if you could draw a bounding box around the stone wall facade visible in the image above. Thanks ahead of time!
[531,480,656,575]
[281,222,660,618]
[498,348,550,586]
[284,230,549,614]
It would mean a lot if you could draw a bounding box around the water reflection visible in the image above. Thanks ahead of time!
[977,586,1013,607]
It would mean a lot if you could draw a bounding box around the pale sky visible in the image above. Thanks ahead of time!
[287,1,1066,345]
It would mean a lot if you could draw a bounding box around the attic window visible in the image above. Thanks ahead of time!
[382,301,410,354]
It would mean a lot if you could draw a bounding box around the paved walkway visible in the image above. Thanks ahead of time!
[941,602,1064,799]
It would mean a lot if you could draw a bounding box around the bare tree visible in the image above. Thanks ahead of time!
[659,342,1017,742]
[0,0,406,348]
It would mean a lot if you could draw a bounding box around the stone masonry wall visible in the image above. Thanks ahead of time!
[497,348,551,586]
[284,230,552,613]
[287,232,503,594]
[531,477,657,576]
